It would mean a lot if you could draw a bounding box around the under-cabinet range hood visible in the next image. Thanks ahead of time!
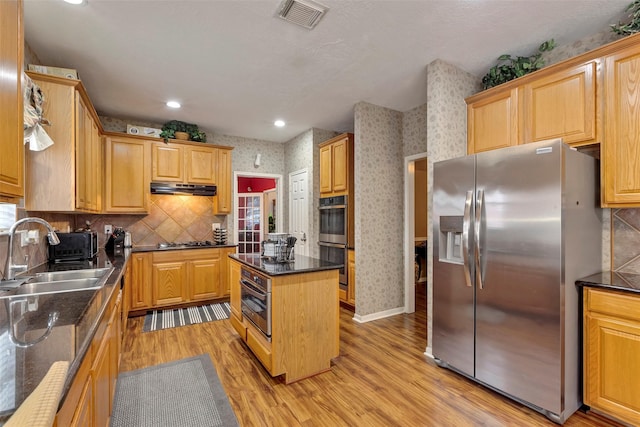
[150,182,216,196]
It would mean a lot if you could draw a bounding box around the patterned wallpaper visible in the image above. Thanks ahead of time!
[354,102,404,316]
[403,103,428,158]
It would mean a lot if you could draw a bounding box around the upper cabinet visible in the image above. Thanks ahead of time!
[0,0,24,202]
[214,147,232,215]
[319,133,354,197]
[602,42,640,207]
[152,141,218,185]
[104,134,150,213]
[467,88,519,154]
[25,72,102,212]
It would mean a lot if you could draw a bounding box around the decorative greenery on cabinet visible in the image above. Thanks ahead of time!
[481,40,556,90]
[611,0,640,35]
[159,120,207,143]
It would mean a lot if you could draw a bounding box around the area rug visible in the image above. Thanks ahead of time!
[110,354,239,427]
[142,302,231,332]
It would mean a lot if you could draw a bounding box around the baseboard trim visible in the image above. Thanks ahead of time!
[352,306,405,323]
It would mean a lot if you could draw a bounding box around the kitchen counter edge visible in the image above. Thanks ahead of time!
[576,271,640,294]
[229,253,342,276]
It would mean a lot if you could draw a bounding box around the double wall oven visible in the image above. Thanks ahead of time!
[318,195,348,287]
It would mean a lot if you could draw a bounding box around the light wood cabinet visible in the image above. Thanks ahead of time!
[583,288,640,426]
[152,259,186,307]
[25,72,102,212]
[319,133,353,197]
[602,42,640,207]
[229,258,340,384]
[521,61,599,147]
[104,135,150,213]
[0,0,24,202]
[467,88,519,154]
[229,256,242,320]
[214,147,233,214]
[130,252,152,310]
[347,249,355,306]
[152,141,218,185]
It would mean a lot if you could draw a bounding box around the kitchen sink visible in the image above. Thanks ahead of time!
[30,268,112,283]
[12,278,102,296]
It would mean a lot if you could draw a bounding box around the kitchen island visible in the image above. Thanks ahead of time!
[576,272,640,426]
[229,253,342,383]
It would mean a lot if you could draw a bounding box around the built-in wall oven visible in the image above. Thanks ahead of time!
[240,266,272,341]
[319,195,348,287]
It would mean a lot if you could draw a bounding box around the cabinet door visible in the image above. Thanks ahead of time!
[214,148,232,214]
[522,61,598,146]
[152,261,186,307]
[0,0,23,201]
[69,375,93,427]
[319,145,332,194]
[584,312,640,425]
[186,146,216,184]
[347,249,355,306]
[75,94,88,210]
[188,257,221,301]
[152,143,184,182]
[130,253,152,310]
[229,258,242,318]
[467,88,519,154]
[603,45,640,206]
[332,138,348,194]
[108,294,121,414]
[92,327,110,427]
[104,136,150,213]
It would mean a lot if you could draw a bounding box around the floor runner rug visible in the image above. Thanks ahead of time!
[110,354,239,427]
[142,302,230,332]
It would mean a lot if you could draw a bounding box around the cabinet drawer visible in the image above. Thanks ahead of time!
[586,288,640,322]
[246,325,272,371]
[230,313,246,341]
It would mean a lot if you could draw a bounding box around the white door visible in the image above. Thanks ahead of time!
[289,169,309,256]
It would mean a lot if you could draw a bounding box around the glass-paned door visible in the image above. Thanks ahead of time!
[237,193,263,254]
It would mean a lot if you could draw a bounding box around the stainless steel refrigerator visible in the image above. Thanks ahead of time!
[432,139,602,424]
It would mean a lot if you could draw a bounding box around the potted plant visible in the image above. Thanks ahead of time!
[611,0,640,35]
[159,120,207,143]
[481,39,556,90]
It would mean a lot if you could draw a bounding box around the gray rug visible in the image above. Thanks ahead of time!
[110,354,239,427]
[142,302,231,332]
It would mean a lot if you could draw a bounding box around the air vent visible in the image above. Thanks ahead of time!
[276,0,328,29]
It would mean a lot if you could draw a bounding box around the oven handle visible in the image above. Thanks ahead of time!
[240,279,267,299]
[318,242,347,248]
[319,205,346,210]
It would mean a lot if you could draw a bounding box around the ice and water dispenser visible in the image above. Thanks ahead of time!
[438,216,463,264]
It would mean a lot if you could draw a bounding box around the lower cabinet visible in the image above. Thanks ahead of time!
[130,252,152,310]
[583,288,640,426]
[56,289,122,427]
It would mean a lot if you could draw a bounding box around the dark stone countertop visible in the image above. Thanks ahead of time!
[132,244,237,253]
[229,253,342,276]
[0,249,130,423]
[576,271,640,295]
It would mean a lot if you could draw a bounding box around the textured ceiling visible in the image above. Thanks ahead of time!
[24,0,630,143]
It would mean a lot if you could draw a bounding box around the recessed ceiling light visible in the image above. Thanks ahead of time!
[166,101,181,109]
[64,0,86,5]
[274,120,285,127]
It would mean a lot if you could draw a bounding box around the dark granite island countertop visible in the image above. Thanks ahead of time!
[0,249,130,424]
[229,253,342,276]
[576,271,640,294]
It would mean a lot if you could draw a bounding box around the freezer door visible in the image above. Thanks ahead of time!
[432,154,476,376]
[474,140,563,414]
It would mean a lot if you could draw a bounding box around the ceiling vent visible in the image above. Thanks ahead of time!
[276,0,328,29]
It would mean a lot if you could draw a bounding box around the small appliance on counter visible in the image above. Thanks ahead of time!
[261,233,296,263]
[48,231,98,262]
[105,228,126,256]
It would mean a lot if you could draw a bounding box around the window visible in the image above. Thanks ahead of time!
[237,194,263,254]
[0,204,16,234]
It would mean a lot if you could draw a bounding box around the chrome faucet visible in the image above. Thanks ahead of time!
[3,217,60,280]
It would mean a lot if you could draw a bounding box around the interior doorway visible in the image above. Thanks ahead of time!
[404,153,428,313]
[289,169,309,257]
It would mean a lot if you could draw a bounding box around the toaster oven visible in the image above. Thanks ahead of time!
[48,231,98,262]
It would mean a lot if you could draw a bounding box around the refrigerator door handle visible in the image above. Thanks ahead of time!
[462,190,473,288]
[475,189,485,290]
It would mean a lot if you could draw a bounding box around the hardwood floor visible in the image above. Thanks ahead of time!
[120,289,621,426]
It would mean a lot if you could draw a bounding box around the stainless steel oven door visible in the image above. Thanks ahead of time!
[319,196,347,244]
[240,279,272,341]
[318,242,347,285]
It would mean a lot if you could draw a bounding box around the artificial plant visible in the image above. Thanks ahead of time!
[159,120,207,143]
[611,0,640,35]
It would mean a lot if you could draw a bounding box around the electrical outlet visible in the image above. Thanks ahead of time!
[212,223,221,231]
[104,224,113,235]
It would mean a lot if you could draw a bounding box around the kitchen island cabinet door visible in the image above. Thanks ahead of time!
[0,0,23,202]
[130,252,152,310]
[104,136,150,213]
[229,257,242,319]
[584,288,640,426]
[467,88,519,154]
[603,44,640,207]
[152,260,186,307]
[188,257,221,301]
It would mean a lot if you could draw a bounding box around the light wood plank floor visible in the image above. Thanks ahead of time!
[120,286,621,426]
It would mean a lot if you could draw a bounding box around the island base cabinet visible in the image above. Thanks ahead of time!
[584,288,640,426]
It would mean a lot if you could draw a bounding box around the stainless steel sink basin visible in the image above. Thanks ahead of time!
[13,278,102,296]
[31,268,112,283]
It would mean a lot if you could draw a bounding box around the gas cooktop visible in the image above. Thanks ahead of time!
[157,241,216,249]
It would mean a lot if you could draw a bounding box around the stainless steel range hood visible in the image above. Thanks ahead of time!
[150,182,216,196]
